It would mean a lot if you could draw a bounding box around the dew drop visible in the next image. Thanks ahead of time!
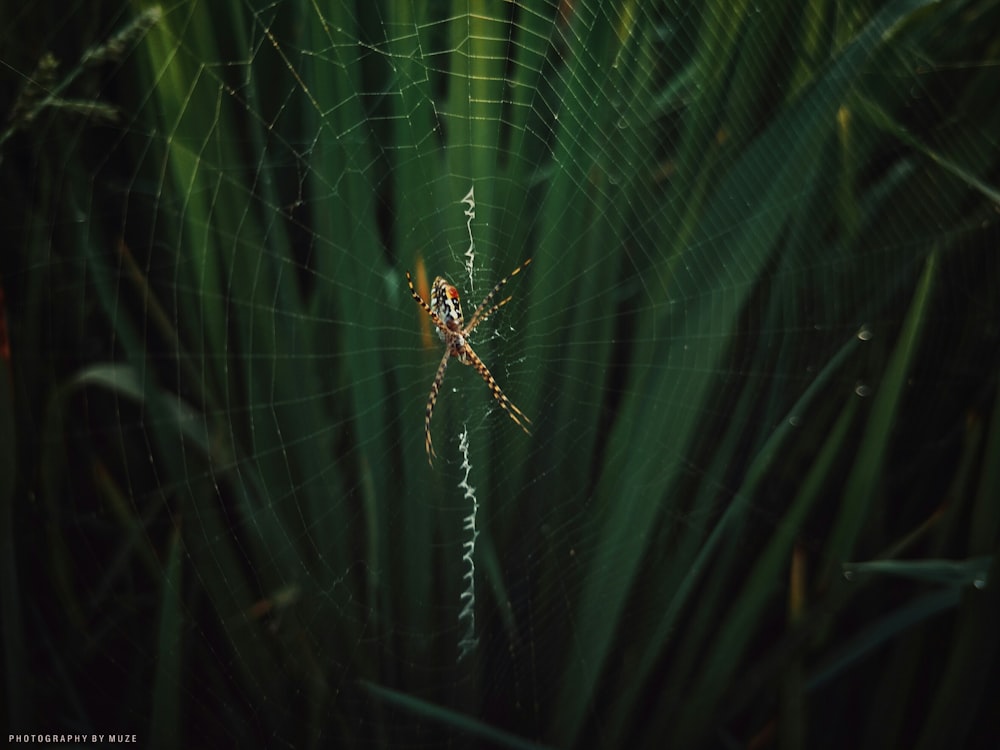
[857,325,872,341]
[855,382,872,397]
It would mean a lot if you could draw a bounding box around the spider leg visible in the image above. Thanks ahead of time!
[471,294,513,330]
[465,258,532,334]
[464,345,532,435]
[424,348,452,464]
[406,271,451,336]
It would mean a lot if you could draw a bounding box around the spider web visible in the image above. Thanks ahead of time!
[3,1,1000,748]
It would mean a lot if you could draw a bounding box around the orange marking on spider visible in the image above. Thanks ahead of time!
[406,259,533,465]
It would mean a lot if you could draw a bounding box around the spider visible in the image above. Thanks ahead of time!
[406,258,533,464]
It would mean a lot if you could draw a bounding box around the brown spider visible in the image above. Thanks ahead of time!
[406,259,533,464]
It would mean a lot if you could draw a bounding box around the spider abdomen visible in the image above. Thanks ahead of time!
[431,276,465,332]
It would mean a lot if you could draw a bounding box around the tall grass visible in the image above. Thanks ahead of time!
[2,0,998,748]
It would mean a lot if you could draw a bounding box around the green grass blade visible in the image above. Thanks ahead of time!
[821,248,937,579]
[0,351,26,726]
[149,523,184,750]
[842,556,992,587]
[361,680,553,750]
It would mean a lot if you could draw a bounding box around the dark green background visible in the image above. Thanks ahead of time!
[1,1,998,747]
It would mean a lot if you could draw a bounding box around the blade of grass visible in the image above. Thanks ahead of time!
[303,1,405,671]
[806,586,962,692]
[361,680,553,750]
[661,358,859,746]
[853,94,1000,205]
[0,349,26,726]
[607,332,859,742]
[915,373,1000,750]
[841,556,992,586]
[820,247,937,580]
[519,0,646,507]
[139,4,228,396]
[150,521,184,750]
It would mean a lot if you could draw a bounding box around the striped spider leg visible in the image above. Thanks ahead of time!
[406,258,533,464]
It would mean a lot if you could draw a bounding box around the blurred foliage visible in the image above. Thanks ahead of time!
[1,0,999,748]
